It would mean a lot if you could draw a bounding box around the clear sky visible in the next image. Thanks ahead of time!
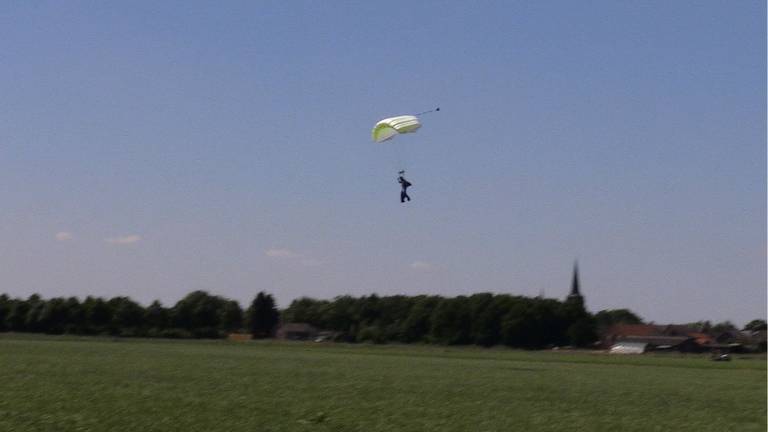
[1,1,765,325]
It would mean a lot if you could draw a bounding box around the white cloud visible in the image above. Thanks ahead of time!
[265,248,300,259]
[105,234,141,245]
[410,261,435,270]
[55,232,73,241]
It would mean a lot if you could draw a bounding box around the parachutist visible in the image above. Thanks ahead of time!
[398,173,412,203]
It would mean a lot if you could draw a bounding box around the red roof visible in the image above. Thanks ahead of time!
[662,325,700,337]
[606,324,664,337]
[688,332,714,345]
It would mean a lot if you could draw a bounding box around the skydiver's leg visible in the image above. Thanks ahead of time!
[401,191,406,203]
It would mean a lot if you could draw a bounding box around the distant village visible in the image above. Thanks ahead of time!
[1,264,765,355]
[274,265,768,356]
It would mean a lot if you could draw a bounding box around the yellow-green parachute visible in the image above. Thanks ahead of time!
[371,115,422,143]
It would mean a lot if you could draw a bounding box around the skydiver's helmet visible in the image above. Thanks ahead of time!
[398,170,405,175]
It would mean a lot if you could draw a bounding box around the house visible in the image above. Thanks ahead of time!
[687,332,715,346]
[715,330,767,353]
[601,324,660,348]
[601,324,712,353]
[621,335,701,352]
[714,330,746,345]
[752,330,767,352]
[276,323,318,340]
[609,341,647,354]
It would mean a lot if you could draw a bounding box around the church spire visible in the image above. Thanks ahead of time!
[570,262,580,296]
[566,261,584,308]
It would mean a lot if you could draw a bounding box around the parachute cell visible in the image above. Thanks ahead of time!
[371,115,421,143]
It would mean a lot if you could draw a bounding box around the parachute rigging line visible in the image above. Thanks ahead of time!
[415,107,440,116]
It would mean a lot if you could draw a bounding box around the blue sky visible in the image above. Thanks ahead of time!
[1,1,765,325]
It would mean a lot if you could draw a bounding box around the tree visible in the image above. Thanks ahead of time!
[501,299,536,348]
[247,292,279,338]
[468,293,499,347]
[37,297,70,334]
[63,297,85,334]
[357,325,384,344]
[0,294,10,332]
[401,296,440,343]
[219,300,244,332]
[683,321,713,333]
[371,295,412,341]
[109,297,145,335]
[5,299,30,331]
[283,297,326,327]
[172,291,225,336]
[321,295,359,340]
[711,321,737,334]
[358,294,381,326]
[594,309,643,330]
[24,295,45,333]
[500,298,568,348]
[743,319,767,332]
[144,300,169,331]
[430,297,472,345]
[567,316,598,347]
[83,297,113,334]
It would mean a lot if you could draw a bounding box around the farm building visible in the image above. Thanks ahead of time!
[609,341,647,354]
[619,335,702,352]
[602,324,720,353]
[276,323,318,340]
[601,324,659,348]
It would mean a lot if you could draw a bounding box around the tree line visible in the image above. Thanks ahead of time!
[283,293,602,347]
[0,291,279,339]
[0,290,612,347]
[5,290,760,350]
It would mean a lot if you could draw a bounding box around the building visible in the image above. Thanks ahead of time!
[609,341,647,354]
[565,262,585,310]
[276,323,318,340]
[601,323,726,353]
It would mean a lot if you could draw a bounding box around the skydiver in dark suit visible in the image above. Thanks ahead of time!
[398,171,412,203]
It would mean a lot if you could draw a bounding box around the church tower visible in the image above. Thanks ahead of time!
[566,262,585,309]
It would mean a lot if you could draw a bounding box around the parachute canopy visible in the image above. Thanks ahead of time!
[372,115,421,143]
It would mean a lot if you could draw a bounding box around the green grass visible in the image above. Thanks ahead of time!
[1,335,765,432]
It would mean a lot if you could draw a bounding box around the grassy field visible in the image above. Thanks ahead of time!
[0,335,765,432]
